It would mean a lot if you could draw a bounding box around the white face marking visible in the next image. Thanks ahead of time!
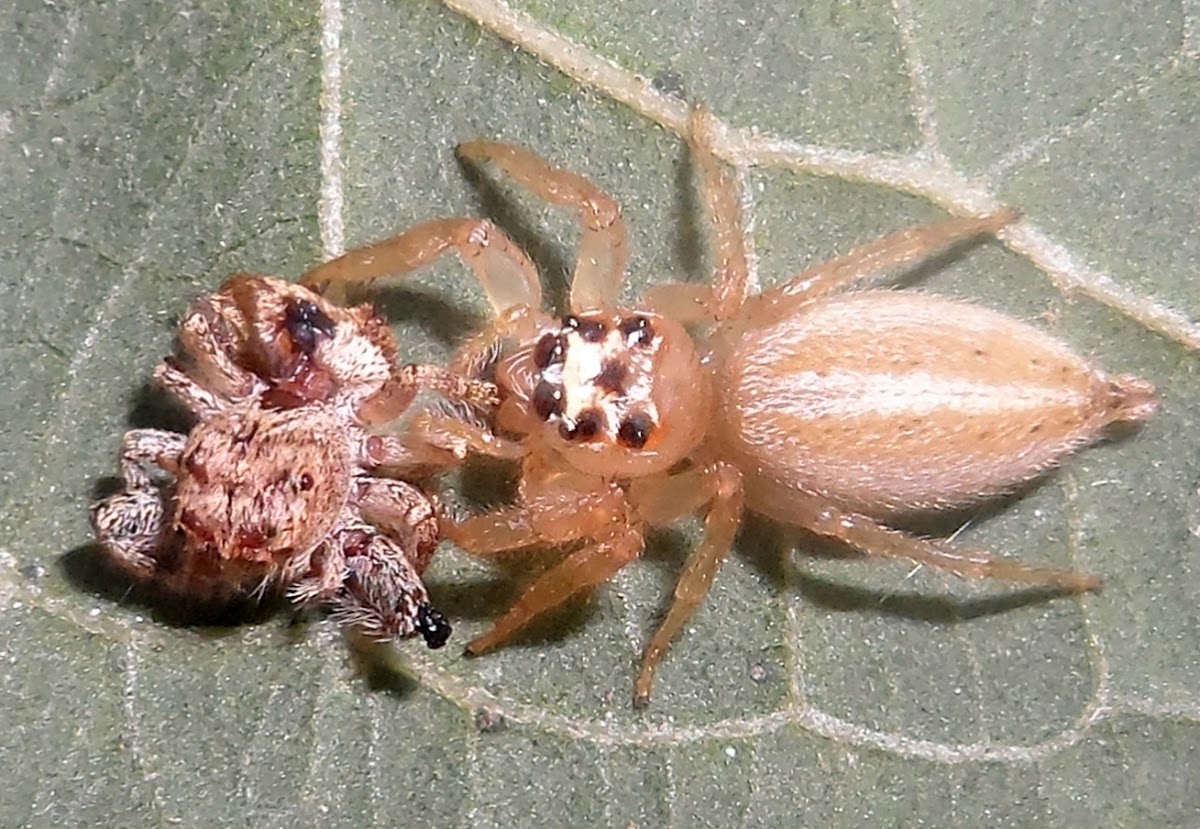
[542,316,661,444]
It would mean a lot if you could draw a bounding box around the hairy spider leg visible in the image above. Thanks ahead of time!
[91,429,187,574]
[115,428,187,487]
[178,289,266,400]
[356,362,499,427]
[154,361,226,419]
[353,477,441,574]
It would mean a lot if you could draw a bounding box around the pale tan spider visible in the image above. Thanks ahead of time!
[302,108,1157,705]
[91,274,495,646]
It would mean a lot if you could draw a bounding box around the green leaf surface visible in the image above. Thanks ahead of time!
[3,1,1198,826]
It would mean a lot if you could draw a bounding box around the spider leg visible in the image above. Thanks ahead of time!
[799,500,1102,592]
[114,428,187,487]
[629,461,744,707]
[91,429,187,576]
[301,520,449,647]
[464,525,643,656]
[446,484,627,553]
[286,539,346,605]
[354,477,440,574]
[740,209,1020,328]
[361,408,523,477]
[406,408,524,462]
[357,363,499,427]
[177,290,265,401]
[457,139,629,313]
[91,489,171,578]
[299,217,542,315]
[690,103,751,320]
[641,105,750,324]
[154,360,224,420]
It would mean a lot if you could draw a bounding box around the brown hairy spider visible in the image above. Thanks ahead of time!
[91,274,495,646]
[302,107,1158,705]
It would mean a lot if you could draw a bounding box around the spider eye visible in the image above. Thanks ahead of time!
[564,315,607,342]
[533,381,564,420]
[618,315,655,347]
[284,300,336,355]
[533,333,566,368]
[617,412,655,449]
[560,408,605,441]
[416,604,451,649]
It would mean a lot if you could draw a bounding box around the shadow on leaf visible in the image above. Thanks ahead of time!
[792,571,1082,624]
[58,541,284,632]
[368,284,487,351]
[343,631,423,699]
[431,561,603,653]
[126,379,193,433]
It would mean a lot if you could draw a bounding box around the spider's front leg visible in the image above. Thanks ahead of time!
[300,217,542,318]
[362,406,524,477]
[300,214,549,386]
[456,139,629,312]
[356,363,501,428]
[353,476,440,574]
[176,286,269,402]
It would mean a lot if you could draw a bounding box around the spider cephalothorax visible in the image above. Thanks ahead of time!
[490,309,709,480]
[300,107,1156,704]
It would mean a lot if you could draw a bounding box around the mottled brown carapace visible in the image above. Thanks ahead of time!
[302,106,1157,706]
[91,275,497,647]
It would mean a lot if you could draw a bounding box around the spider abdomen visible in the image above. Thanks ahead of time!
[714,291,1157,519]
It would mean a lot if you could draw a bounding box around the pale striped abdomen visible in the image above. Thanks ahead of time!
[713,291,1156,520]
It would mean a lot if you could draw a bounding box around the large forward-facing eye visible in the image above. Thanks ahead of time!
[284,299,336,355]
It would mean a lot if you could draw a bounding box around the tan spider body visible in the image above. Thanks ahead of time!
[303,109,1157,705]
[91,275,494,646]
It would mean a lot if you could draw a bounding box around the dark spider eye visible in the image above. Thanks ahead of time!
[564,315,607,342]
[416,604,451,649]
[618,315,654,346]
[533,333,566,368]
[298,472,315,491]
[560,408,604,441]
[284,299,336,355]
[533,381,564,420]
[617,412,655,449]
